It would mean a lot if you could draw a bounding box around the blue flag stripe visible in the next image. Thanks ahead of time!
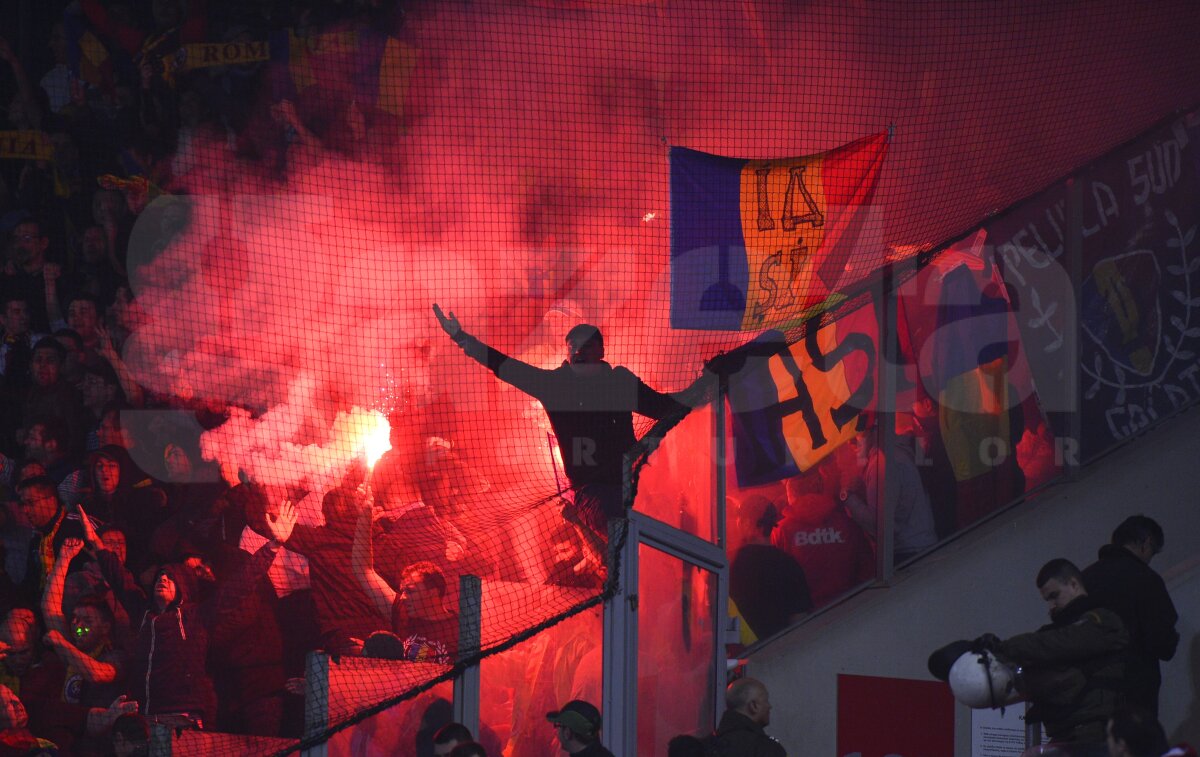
[670,147,749,330]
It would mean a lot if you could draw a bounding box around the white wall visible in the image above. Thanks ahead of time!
[747,407,1200,757]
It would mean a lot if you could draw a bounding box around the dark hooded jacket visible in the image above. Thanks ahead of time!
[84,445,168,572]
[1083,543,1179,714]
[98,553,216,721]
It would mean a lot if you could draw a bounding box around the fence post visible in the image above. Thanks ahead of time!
[603,517,639,756]
[453,574,482,736]
[300,650,330,756]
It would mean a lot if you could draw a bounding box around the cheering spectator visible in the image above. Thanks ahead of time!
[205,491,299,736]
[63,295,104,363]
[19,338,88,459]
[0,608,78,750]
[80,446,167,571]
[772,480,874,609]
[433,306,693,546]
[41,538,126,708]
[53,328,88,385]
[88,505,218,728]
[730,493,812,640]
[353,494,460,664]
[13,475,83,603]
[21,417,80,488]
[843,426,938,565]
[0,682,57,754]
[542,524,602,591]
[273,466,388,656]
[73,225,125,311]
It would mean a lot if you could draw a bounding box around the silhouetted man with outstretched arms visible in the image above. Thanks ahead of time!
[433,304,697,541]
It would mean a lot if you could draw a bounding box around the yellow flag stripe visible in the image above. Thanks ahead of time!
[737,156,828,329]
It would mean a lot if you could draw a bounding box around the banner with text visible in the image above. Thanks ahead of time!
[992,111,1200,462]
[670,133,887,331]
[727,301,877,486]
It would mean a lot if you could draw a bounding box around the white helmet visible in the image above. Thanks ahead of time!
[948,651,1020,709]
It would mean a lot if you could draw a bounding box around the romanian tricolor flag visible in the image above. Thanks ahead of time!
[63,13,114,95]
[933,265,1012,484]
[670,132,888,331]
[727,303,877,487]
[900,249,1025,528]
[270,28,417,117]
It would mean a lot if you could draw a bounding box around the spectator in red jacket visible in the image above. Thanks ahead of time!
[772,479,874,609]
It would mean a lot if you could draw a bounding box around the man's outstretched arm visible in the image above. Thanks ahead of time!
[433,303,553,398]
[650,348,746,416]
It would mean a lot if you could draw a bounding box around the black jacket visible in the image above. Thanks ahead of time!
[573,741,616,757]
[100,555,216,720]
[456,332,683,487]
[99,543,280,722]
[709,709,786,757]
[998,595,1128,744]
[1083,544,1179,714]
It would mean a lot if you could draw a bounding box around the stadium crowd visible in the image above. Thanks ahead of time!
[0,0,505,753]
[1,1,1191,757]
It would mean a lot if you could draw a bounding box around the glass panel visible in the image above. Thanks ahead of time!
[636,544,717,756]
[724,404,877,639]
[633,401,716,542]
[985,183,1077,463]
[719,298,881,643]
[479,606,602,757]
[896,238,1064,537]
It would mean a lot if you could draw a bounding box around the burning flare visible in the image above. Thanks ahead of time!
[360,412,393,469]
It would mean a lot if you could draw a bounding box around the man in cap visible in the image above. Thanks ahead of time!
[546,699,614,756]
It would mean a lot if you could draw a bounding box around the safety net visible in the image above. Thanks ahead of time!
[2,1,1200,755]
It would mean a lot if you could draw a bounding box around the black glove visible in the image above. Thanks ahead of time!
[705,350,746,376]
[927,639,973,680]
[970,633,1001,654]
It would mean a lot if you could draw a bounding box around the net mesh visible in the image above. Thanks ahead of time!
[3,1,1200,755]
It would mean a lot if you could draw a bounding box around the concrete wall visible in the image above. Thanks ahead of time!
[747,407,1200,757]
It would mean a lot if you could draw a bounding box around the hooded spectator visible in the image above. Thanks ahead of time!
[80,445,166,572]
[96,546,217,728]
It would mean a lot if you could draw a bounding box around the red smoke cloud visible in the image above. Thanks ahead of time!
[118,0,1200,496]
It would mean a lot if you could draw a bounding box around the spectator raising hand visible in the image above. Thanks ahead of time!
[76,503,103,552]
[263,498,298,546]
